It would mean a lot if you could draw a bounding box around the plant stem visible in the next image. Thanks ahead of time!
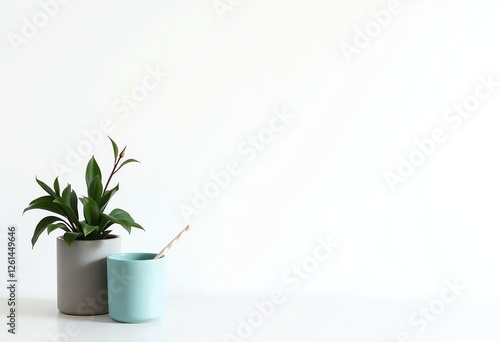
[65,215,78,232]
[61,217,77,232]
[103,162,118,194]
[103,149,124,194]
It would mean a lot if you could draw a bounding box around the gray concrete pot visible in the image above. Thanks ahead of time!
[57,235,121,315]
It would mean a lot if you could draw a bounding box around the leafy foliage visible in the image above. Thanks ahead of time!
[24,137,143,247]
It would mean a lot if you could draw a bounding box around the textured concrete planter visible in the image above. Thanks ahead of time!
[57,235,121,315]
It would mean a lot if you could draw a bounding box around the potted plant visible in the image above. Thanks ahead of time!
[23,137,144,315]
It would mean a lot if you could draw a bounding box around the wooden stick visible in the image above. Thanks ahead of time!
[154,225,190,259]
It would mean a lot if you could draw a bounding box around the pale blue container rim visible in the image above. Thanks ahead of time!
[107,253,165,262]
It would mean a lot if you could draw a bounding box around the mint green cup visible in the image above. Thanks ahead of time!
[107,253,166,323]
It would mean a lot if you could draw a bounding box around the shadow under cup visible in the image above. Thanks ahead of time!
[107,253,166,323]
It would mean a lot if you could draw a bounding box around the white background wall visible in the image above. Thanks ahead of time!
[1,0,500,307]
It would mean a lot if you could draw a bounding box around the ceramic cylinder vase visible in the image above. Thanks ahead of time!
[107,253,166,323]
[57,235,121,315]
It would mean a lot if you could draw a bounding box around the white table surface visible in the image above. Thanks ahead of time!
[2,294,498,342]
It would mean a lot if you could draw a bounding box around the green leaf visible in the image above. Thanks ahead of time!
[102,209,134,234]
[108,208,136,221]
[131,222,145,230]
[53,184,79,225]
[85,156,102,189]
[100,230,113,239]
[82,197,100,226]
[87,176,103,202]
[98,215,110,233]
[27,195,53,207]
[115,159,140,173]
[80,221,99,237]
[47,222,70,234]
[23,200,66,217]
[108,136,119,162]
[102,217,130,233]
[70,190,79,220]
[36,177,57,198]
[32,216,61,248]
[53,177,61,197]
[63,232,81,246]
[53,200,79,227]
[102,208,143,234]
[103,220,113,230]
[99,183,119,211]
[61,184,72,203]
